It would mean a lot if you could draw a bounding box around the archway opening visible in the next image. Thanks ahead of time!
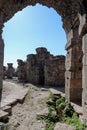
[2,3,66,86]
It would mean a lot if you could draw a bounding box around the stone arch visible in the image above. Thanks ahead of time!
[0,0,84,32]
[0,0,83,98]
[0,0,87,123]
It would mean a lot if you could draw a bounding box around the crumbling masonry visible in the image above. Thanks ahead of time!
[17,47,65,86]
[0,0,87,123]
[26,47,65,85]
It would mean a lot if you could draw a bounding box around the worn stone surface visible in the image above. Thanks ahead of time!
[2,105,12,115]
[0,80,29,122]
[45,56,65,86]
[82,34,87,124]
[71,102,82,115]
[0,109,8,120]
[54,123,76,130]
[49,88,65,97]
[1,80,29,107]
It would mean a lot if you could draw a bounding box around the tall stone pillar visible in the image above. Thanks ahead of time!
[82,34,87,123]
[65,29,82,102]
[6,63,14,79]
[0,36,4,103]
[17,59,27,82]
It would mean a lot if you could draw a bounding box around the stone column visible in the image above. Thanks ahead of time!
[17,59,27,82]
[65,29,82,102]
[82,34,87,123]
[6,63,14,79]
[0,36,4,103]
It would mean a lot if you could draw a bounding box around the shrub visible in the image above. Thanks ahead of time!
[37,94,86,130]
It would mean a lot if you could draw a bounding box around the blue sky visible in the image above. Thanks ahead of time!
[2,4,66,67]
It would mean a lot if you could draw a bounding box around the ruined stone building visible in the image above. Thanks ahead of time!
[1,0,87,123]
[17,47,65,86]
[27,47,52,85]
[26,47,65,86]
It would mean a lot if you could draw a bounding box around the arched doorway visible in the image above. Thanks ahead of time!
[2,4,66,86]
[3,4,66,68]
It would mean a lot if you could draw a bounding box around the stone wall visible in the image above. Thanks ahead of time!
[26,47,65,86]
[45,56,65,86]
[27,47,51,84]
[27,54,39,84]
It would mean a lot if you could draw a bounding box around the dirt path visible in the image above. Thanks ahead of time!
[2,80,81,130]
[6,83,50,130]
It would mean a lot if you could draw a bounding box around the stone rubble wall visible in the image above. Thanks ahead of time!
[26,47,65,86]
[45,56,65,86]
[26,54,40,84]
[26,47,52,85]
[17,47,65,86]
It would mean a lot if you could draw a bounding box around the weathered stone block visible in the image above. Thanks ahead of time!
[65,73,82,102]
[66,30,73,42]
[45,56,65,86]
[82,66,87,88]
[70,87,82,102]
[82,34,87,53]
[65,48,73,71]
[79,14,86,35]
[83,53,87,65]
[65,40,72,50]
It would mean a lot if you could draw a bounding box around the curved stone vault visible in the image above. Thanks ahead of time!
[0,0,87,123]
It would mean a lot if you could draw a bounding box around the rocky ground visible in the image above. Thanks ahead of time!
[2,80,51,130]
[1,80,81,130]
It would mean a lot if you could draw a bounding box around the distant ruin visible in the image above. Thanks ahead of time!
[17,47,65,86]
[17,59,27,82]
[6,63,14,79]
